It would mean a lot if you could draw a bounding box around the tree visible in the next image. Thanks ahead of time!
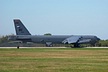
[44,33,52,36]
[0,35,9,44]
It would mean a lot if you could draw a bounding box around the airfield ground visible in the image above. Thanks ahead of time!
[0,48,108,72]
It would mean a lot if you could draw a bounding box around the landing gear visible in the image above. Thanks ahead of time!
[46,42,53,47]
[17,46,19,49]
[65,43,80,48]
[74,43,80,48]
[69,43,80,48]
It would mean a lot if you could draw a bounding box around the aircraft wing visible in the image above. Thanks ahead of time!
[78,39,91,43]
[62,36,92,44]
[62,36,82,44]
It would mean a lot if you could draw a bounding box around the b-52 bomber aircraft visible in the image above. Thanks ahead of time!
[8,19,100,47]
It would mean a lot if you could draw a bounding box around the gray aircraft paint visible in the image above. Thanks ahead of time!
[8,19,100,47]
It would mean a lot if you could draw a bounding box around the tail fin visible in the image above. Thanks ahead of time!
[14,19,31,35]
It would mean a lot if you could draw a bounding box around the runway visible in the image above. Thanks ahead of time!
[0,47,108,48]
[0,47,67,48]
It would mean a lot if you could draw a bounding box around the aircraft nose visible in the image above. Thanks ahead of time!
[95,36,100,41]
[97,37,100,40]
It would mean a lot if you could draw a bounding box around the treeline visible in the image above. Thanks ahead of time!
[0,35,9,44]
[98,40,108,47]
[0,35,108,47]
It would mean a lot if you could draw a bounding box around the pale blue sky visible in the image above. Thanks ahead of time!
[0,0,108,39]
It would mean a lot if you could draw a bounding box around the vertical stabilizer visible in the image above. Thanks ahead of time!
[14,19,31,35]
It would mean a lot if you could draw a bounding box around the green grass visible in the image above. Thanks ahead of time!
[0,48,108,72]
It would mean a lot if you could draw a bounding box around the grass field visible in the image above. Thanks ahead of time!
[0,48,108,72]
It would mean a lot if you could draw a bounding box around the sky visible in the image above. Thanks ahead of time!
[0,0,108,39]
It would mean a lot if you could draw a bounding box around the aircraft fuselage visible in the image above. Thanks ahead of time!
[8,35,99,45]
